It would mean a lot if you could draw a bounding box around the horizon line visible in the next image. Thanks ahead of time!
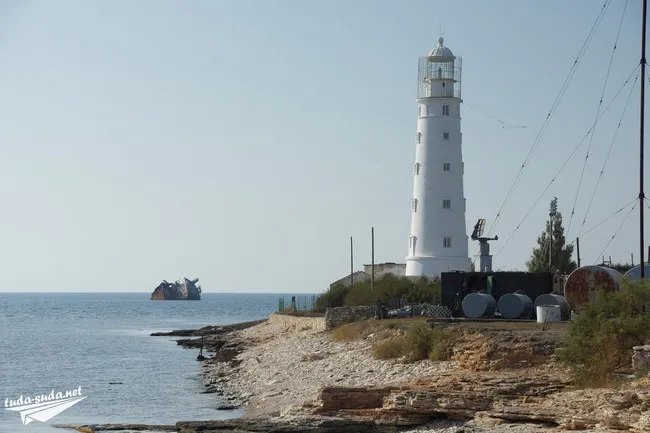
[0,291,322,294]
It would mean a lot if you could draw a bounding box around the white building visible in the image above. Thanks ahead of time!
[405,38,471,277]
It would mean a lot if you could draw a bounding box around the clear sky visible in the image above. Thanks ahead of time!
[0,0,647,293]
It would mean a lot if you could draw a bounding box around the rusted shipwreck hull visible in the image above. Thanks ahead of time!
[151,277,202,300]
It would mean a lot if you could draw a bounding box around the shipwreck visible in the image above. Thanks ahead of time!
[151,277,202,300]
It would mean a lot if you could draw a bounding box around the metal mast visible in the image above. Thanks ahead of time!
[640,0,647,278]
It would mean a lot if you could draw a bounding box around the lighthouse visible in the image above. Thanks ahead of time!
[405,38,471,277]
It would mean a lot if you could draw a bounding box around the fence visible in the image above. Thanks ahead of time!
[278,295,317,313]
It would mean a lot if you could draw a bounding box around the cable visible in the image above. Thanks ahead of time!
[593,200,637,264]
[567,0,629,238]
[486,0,611,237]
[568,197,637,244]
[578,71,639,237]
[491,66,640,259]
[464,104,527,129]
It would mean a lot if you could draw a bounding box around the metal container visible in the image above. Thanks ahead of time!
[498,291,533,319]
[462,292,497,318]
[536,305,562,323]
[563,265,622,311]
[533,293,570,321]
[623,264,650,281]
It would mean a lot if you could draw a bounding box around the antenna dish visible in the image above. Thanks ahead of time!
[471,219,485,240]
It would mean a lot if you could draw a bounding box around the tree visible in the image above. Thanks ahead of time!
[526,198,578,274]
[603,262,635,274]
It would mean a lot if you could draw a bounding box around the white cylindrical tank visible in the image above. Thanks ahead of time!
[462,292,497,318]
[534,293,570,321]
[624,264,650,280]
[498,292,533,319]
[536,305,562,323]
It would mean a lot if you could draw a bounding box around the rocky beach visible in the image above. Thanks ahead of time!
[59,312,650,433]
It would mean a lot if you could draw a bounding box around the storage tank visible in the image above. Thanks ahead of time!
[536,305,562,323]
[498,291,533,319]
[564,265,622,311]
[623,264,650,280]
[533,293,570,321]
[462,292,497,318]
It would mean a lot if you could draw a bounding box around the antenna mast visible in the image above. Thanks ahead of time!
[640,0,647,278]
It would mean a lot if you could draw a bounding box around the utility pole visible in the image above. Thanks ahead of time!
[350,237,354,286]
[371,227,375,292]
[640,0,647,278]
[549,198,557,271]
[576,237,581,268]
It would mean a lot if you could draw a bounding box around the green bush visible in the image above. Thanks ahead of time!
[407,322,435,361]
[315,274,441,311]
[557,280,650,386]
[314,283,350,312]
[428,326,455,361]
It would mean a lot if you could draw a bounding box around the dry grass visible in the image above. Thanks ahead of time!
[330,321,376,342]
[373,338,409,359]
[369,322,455,363]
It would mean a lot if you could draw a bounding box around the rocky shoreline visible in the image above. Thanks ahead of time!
[57,315,650,433]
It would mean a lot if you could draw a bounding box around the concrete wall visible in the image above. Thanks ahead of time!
[325,306,376,330]
[363,263,406,279]
[268,313,326,332]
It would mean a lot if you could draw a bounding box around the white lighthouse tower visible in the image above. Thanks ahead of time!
[405,37,471,277]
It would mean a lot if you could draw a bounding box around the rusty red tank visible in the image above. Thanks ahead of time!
[563,265,622,311]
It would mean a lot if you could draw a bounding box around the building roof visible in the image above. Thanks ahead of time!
[329,271,370,287]
[427,37,454,59]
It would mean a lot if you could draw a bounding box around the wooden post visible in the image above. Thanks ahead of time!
[371,227,375,292]
[350,236,354,286]
[549,216,553,270]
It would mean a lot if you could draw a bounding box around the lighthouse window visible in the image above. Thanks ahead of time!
[443,237,452,248]
[442,199,451,209]
[411,198,418,212]
[414,162,420,175]
[443,163,450,172]
[416,132,422,144]
[409,236,417,255]
[442,105,450,116]
[443,132,450,140]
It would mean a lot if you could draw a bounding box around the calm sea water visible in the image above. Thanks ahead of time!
[0,292,301,433]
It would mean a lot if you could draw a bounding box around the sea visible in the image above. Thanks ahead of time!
[0,292,307,433]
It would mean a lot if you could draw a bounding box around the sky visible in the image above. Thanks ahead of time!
[0,0,647,293]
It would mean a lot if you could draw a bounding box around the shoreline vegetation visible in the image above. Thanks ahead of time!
[58,281,650,433]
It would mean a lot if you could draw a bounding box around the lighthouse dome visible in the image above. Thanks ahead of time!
[427,37,454,59]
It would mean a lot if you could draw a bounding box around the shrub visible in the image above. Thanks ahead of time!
[557,280,650,386]
[370,322,455,363]
[330,321,374,342]
[373,338,408,359]
[407,322,434,361]
[428,327,455,361]
[315,274,441,311]
[314,283,350,312]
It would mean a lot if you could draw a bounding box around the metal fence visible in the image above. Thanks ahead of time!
[278,295,317,313]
